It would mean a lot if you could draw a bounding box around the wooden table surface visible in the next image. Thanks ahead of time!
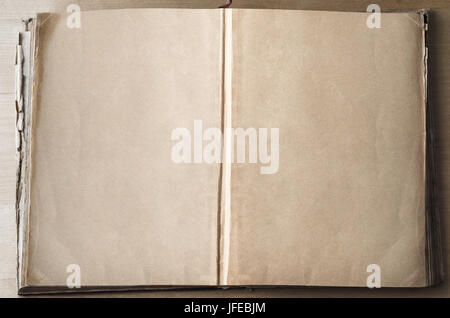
[0,0,449,297]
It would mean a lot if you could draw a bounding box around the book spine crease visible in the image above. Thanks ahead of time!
[219,8,233,286]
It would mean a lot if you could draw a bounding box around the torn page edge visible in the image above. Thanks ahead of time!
[219,8,233,286]
[16,18,37,292]
[421,10,443,286]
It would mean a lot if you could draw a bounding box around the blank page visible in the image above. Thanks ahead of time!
[223,9,427,287]
[26,9,222,287]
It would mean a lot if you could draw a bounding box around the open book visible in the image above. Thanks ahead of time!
[15,8,441,294]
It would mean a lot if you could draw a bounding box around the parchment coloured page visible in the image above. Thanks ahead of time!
[26,9,222,286]
[226,10,427,287]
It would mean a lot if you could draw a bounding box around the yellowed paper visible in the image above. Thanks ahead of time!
[21,8,429,290]
[224,9,427,287]
[26,9,223,287]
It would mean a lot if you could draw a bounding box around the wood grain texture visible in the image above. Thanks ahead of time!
[0,0,449,297]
